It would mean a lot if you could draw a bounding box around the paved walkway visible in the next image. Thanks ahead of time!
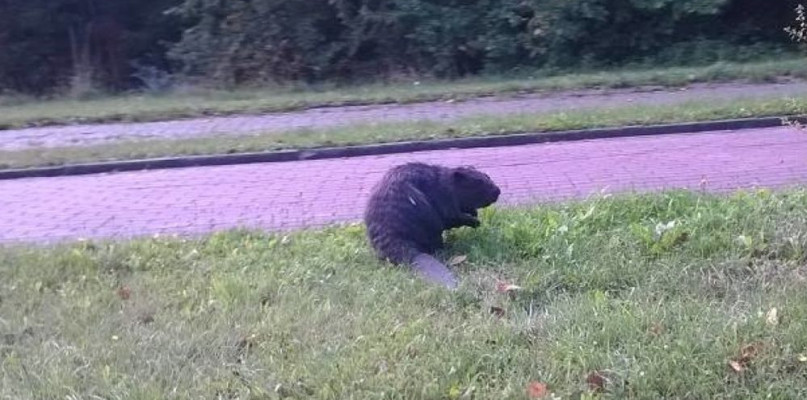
[3,81,807,151]
[1,126,806,244]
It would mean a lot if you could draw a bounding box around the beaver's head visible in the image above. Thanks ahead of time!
[451,165,501,212]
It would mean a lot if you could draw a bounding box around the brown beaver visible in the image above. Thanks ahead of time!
[363,162,501,288]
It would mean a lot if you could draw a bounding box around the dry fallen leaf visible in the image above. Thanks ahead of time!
[765,307,779,326]
[496,281,523,293]
[489,306,506,318]
[798,353,807,362]
[237,334,258,352]
[116,286,131,300]
[526,381,549,398]
[586,371,606,392]
[448,255,468,267]
[729,341,765,373]
[741,342,763,360]
[728,360,745,373]
[648,322,664,337]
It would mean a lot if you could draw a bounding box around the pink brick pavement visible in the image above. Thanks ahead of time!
[4,81,807,151]
[1,126,806,244]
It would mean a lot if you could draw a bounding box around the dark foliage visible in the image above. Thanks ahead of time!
[0,0,800,94]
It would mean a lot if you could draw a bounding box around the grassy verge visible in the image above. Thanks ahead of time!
[3,95,806,170]
[2,58,807,129]
[2,189,807,398]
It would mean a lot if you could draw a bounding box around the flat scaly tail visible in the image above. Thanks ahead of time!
[371,230,459,289]
[410,253,458,289]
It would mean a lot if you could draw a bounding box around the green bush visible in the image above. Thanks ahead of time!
[158,0,807,85]
[0,0,801,93]
[0,0,181,95]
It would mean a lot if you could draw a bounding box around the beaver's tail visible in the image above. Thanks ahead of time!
[408,251,458,290]
[385,239,459,289]
[367,225,459,289]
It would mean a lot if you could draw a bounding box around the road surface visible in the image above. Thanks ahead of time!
[1,126,805,244]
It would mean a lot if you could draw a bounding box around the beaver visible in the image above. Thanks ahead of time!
[363,162,501,288]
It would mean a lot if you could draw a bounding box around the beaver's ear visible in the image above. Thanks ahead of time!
[452,168,472,183]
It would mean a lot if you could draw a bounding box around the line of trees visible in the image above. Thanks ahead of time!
[0,0,800,95]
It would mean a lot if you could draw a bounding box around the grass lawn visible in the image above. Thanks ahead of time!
[1,58,807,129]
[2,189,807,398]
[3,95,806,170]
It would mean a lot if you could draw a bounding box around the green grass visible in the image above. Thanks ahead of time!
[3,95,806,170]
[2,189,807,398]
[2,58,807,129]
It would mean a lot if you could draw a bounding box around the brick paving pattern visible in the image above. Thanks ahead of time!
[4,81,807,151]
[1,126,806,244]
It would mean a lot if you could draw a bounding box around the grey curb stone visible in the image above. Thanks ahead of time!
[0,115,800,181]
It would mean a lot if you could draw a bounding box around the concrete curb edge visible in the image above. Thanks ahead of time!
[0,115,801,181]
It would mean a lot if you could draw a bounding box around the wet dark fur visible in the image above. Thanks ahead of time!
[363,162,501,287]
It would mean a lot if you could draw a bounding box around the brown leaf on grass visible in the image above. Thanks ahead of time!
[648,322,664,337]
[448,255,468,267]
[526,381,549,398]
[586,371,606,392]
[116,286,131,300]
[235,334,258,365]
[728,360,745,373]
[236,334,258,352]
[489,306,506,318]
[741,342,764,360]
[728,341,765,373]
[496,281,523,293]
